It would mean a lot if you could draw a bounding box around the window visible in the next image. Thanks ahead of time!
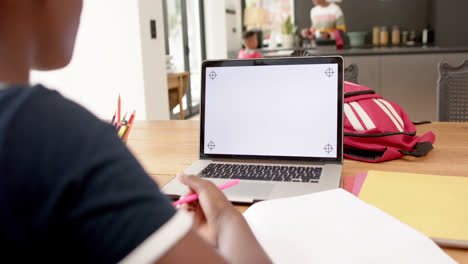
[244,0,294,45]
[163,0,206,119]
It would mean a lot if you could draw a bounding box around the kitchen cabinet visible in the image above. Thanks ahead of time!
[380,54,442,121]
[343,56,381,94]
[345,52,468,121]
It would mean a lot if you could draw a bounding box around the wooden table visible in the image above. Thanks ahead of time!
[127,120,468,263]
[167,72,190,120]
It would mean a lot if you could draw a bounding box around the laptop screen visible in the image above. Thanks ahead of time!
[201,58,342,161]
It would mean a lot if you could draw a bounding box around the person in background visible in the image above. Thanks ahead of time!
[302,0,346,40]
[238,30,263,59]
[0,1,271,263]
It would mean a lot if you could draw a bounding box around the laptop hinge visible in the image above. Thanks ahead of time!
[209,159,328,166]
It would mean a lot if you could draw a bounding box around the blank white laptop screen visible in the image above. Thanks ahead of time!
[204,63,338,158]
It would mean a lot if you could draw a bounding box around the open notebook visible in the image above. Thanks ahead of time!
[243,189,455,264]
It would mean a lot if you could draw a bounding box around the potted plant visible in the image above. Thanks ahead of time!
[282,16,297,48]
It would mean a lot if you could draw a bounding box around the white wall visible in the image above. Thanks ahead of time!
[31,0,169,120]
[225,0,243,54]
[138,0,169,120]
[204,0,228,59]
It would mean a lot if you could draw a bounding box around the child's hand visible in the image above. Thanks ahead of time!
[177,174,240,247]
[177,174,271,263]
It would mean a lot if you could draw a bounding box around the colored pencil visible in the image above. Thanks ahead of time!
[121,112,128,123]
[127,110,136,124]
[122,124,132,141]
[110,111,116,126]
[118,94,121,123]
[116,118,127,132]
[118,125,128,138]
[116,124,122,132]
[123,111,136,141]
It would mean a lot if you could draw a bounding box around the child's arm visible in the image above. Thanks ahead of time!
[158,229,229,263]
[163,174,272,264]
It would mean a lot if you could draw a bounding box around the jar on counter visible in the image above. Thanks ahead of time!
[392,25,401,45]
[422,28,429,45]
[380,26,389,46]
[407,30,417,46]
[401,30,409,45]
[373,26,380,46]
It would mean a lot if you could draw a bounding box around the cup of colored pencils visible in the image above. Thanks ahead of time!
[110,94,136,143]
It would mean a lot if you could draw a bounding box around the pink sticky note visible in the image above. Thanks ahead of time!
[352,173,368,196]
[343,176,355,194]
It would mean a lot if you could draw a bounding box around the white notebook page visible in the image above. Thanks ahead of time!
[243,189,455,264]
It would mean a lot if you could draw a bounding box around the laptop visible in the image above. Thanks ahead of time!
[163,56,344,203]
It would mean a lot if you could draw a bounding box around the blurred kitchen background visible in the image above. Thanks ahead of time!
[162,0,468,122]
[295,0,467,47]
[30,0,468,122]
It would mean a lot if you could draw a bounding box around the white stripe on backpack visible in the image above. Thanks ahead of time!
[349,102,376,130]
[377,99,405,129]
[372,99,404,132]
[344,103,365,132]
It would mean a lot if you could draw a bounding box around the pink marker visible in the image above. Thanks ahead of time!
[172,179,240,207]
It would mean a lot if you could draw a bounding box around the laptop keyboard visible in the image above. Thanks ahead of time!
[200,164,322,183]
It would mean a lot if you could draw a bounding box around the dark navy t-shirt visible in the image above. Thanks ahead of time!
[0,85,176,263]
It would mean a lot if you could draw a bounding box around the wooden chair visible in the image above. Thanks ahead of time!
[167,72,190,120]
[437,59,468,122]
[344,64,359,84]
[290,49,311,57]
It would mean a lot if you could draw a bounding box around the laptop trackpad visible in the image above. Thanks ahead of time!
[223,181,274,200]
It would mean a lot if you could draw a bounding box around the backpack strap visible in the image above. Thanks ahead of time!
[344,147,404,163]
[345,131,436,162]
[399,142,434,157]
[344,132,417,138]
[344,148,385,161]
[399,131,436,157]
[412,121,431,125]
[344,90,375,98]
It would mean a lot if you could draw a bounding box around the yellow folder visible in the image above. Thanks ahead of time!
[359,170,468,248]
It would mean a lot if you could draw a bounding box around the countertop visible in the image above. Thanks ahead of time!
[259,46,468,57]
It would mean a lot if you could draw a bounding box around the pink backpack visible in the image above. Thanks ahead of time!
[343,81,436,162]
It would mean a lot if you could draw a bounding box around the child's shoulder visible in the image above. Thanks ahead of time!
[0,84,110,154]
